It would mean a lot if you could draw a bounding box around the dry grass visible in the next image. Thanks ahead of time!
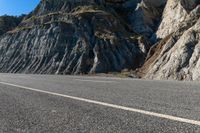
[136,34,173,77]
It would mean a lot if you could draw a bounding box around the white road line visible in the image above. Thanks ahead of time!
[74,79,116,83]
[0,81,200,126]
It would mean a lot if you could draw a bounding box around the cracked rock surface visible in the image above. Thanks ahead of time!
[143,0,200,80]
[0,0,150,74]
[1,0,200,81]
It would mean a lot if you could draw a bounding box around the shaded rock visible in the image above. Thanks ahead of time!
[0,15,24,36]
[128,0,166,39]
[0,0,149,74]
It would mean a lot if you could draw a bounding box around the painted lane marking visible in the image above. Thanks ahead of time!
[0,81,200,126]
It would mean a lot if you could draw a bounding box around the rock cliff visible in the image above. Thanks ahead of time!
[1,0,200,80]
[0,0,150,74]
[142,0,200,80]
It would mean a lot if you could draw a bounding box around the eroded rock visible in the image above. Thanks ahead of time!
[0,0,149,74]
[143,0,200,81]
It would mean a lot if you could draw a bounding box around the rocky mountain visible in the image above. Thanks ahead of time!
[0,0,200,80]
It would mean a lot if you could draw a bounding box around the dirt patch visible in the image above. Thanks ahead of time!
[136,34,173,77]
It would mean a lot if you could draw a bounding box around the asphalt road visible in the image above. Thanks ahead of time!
[0,73,200,133]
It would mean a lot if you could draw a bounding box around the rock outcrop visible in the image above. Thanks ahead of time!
[1,0,200,81]
[0,0,150,74]
[142,0,200,80]
[129,0,166,39]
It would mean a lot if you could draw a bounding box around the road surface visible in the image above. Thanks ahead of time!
[0,73,200,132]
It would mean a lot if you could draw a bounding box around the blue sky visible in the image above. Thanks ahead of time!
[0,0,40,16]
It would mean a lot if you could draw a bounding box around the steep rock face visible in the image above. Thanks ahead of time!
[0,0,150,74]
[2,0,200,80]
[156,0,200,39]
[129,0,166,39]
[143,0,200,80]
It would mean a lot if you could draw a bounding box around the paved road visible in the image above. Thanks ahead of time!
[0,73,200,132]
